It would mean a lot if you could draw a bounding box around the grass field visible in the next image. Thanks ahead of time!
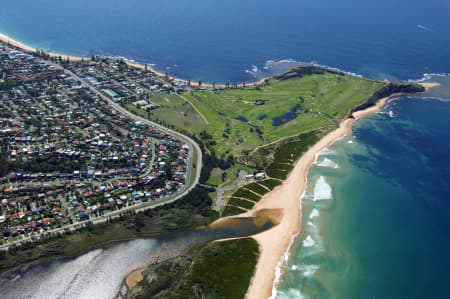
[220,128,326,216]
[264,130,323,179]
[232,189,262,202]
[206,164,256,187]
[222,205,247,217]
[128,69,385,158]
[180,72,385,156]
[228,198,255,210]
[259,179,282,190]
[148,94,208,130]
[243,182,270,196]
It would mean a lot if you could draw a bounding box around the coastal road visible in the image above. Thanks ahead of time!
[59,63,202,194]
[214,170,248,211]
[0,59,203,250]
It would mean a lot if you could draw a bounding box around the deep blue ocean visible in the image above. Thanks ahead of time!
[1,1,450,298]
[1,0,450,82]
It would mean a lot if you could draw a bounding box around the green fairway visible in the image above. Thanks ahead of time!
[181,70,385,156]
[122,68,422,219]
[127,68,387,158]
[146,94,208,130]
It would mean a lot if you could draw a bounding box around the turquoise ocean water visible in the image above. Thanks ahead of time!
[276,76,450,299]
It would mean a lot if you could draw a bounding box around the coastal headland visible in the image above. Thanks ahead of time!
[0,31,437,298]
[242,93,411,299]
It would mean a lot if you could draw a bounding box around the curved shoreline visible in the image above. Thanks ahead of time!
[1,30,442,298]
[242,91,426,299]
[0,32,267,88]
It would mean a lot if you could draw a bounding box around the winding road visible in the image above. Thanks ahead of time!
[0,60,203,250]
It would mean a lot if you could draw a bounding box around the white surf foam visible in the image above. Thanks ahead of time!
[302,235,316,248]
[302,265,320,277]
[408,72,450,83]
[245,58,364,80]
[309,208,320,219]
[317,157,339,169]
[318,148,338,156]
[269,234,298,299]
[313,176,333,201]
[417,24,433,32]
[388,110,395,118]
[276,288,307,299]
[290,264,320,277]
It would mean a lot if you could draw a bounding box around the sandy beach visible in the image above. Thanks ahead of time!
[0,33,83,62]
[243,118,354,299]
[242,87,438,299]
[0,32,267,88]
[125,268,145,289]
[421,82,441,91]
[1,30,440,298]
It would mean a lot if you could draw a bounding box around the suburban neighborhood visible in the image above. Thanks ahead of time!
[0,42,197,244]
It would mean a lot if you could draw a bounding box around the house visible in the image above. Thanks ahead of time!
[255,172,266,180]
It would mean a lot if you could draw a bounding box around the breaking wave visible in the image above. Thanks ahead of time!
[313,176,333,201]
[309,208,320,219]
[302,235,316,248]
[318,148,338,156]
[245,58,363,80]
[317,157,339,169]
[408,72,450,83]
[291,264,320,278]
[277,288,308,299]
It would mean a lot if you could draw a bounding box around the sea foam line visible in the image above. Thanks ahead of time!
[408,72,450,83]
[269,185,309,299]
[245,58,364,79]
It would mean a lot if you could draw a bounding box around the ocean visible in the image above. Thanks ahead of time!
[1,1,450,298]
[1,0,450,82]
[276,75,450,299]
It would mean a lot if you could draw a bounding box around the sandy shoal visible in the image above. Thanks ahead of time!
[421,82,441,91]
[125,268,145,289]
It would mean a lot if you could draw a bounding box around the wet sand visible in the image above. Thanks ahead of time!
[125,268,144,289]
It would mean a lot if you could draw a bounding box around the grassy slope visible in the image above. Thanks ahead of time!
[129,238,259,299]
[222,129,324,216]
[128,71,385,158]
[181,73,385,156]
